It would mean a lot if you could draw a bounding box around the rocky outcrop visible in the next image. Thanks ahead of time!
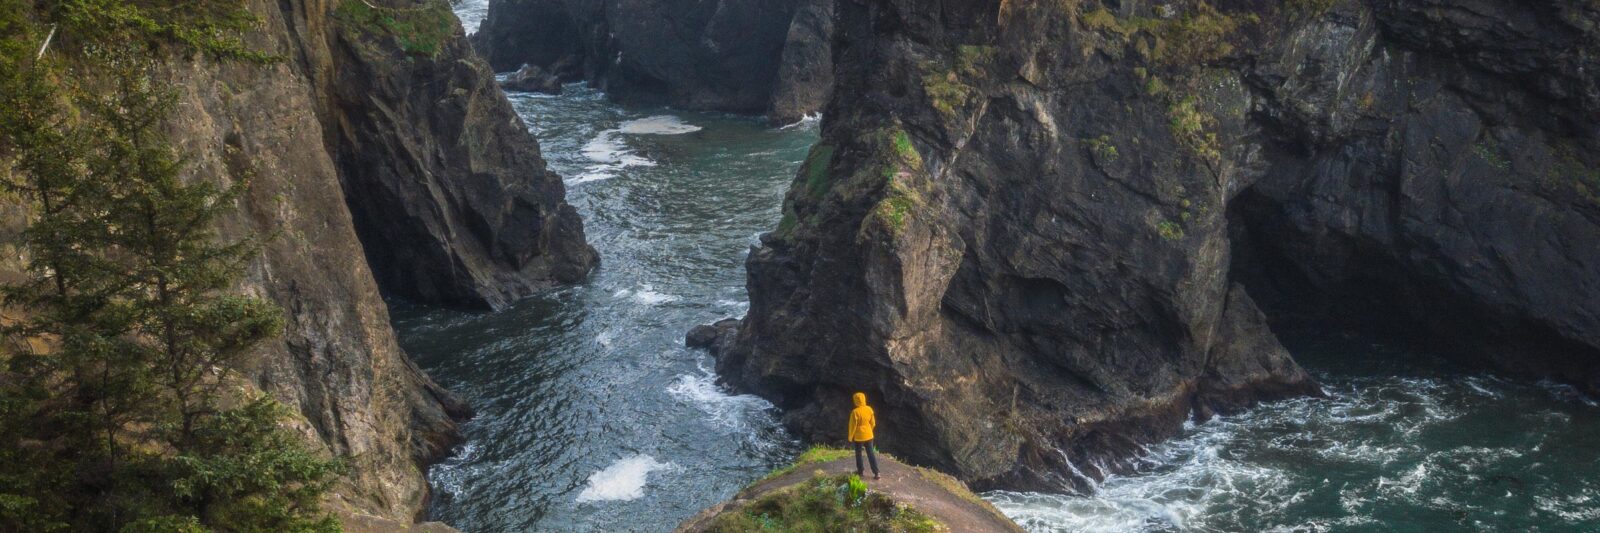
[472,0,834,121]
[1230,0,1600,393]
[502,63,564,94]
[326,1,597,310]
[2,0,589,525]
[705,0,1600,494]
[677,453,1024,533]
[768,0,835,124]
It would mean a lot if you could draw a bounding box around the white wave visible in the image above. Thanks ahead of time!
[665,371,775,432]
[780,113,822,130]
[569,171,617,185]
[581,130,655,167]
[574,128,656,185]
[427,442,484,498]
[618,115,702,135]
[575,455,674,503]
[613,285,679,305]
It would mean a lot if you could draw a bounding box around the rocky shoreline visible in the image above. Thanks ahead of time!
[688,0,1599,495]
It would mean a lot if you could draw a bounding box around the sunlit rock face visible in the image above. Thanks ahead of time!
[0,0,595,523]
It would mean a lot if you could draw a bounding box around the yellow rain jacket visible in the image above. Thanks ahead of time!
[848,392,876,442]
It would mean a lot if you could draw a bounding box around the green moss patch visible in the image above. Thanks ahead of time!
[1168,96,1222,163]
[336,0,457,57]
[1078,2,1252,67]
[1084,135,1120,162]
[762,445,854,482]
[707,472,945,533]
[1155,220,1185,241]
[802,143,838,198]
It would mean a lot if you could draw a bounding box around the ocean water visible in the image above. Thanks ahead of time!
[454,0,488,34]
[404,6,1600,530]
[984,333,1600,532]
[394,84,815,531]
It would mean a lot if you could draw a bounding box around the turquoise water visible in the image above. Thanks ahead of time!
[985,332,1600,532]
[394,85,818,531]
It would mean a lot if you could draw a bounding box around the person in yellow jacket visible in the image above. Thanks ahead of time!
[849,392,880,479]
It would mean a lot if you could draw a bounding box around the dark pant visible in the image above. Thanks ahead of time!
[854,440,879,477]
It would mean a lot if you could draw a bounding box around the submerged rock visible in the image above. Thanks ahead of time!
[706,0,1600,493]
[502,63,563,94]
[472,0,833,122]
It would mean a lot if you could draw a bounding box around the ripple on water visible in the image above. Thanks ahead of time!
[984,362,1600,532]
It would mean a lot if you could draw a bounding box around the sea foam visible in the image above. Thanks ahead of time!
[575,455,674,503]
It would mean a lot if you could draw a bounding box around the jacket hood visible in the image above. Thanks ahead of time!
[853,392,866,408]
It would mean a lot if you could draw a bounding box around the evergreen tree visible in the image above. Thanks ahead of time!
[0,2,346,531]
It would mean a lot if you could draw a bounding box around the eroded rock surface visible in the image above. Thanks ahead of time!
[705,0,1600,493]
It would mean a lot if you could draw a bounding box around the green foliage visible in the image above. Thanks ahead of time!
[143,399,344,532]
[1084,135,1119,162]
[872,185,919,233]
[861,126,925,236]
[1156,220,1185,241]
[762,445,853,481]
[1080,8,1129,37]
[1145,3,1246,65]
[802,143,836,198]
[707,473,946,533]
[0,4,340,531]
[918,42,994,120]
[1168,96,1222,163]
[49,0,276,63]
[893,130,919,161]
[955,45,996,77]
[846,475,868,504]
[336,0,458,57]
[1079,2,1249,67]
[921,70,974,120]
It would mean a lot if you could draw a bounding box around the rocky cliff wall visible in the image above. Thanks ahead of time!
[472,0,834,122]
[3,0,595,525]
[706,0,1600,494]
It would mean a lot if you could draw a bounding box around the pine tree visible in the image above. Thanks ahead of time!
[0,2,346,531]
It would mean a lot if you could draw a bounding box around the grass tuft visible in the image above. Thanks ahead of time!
[335,0,457,57]
[707,472,946,533]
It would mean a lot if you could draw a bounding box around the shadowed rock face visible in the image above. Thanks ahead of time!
[704,0,1600,493]
[472,0,834,122]
[1232,0,1600,392]
[326,3,597,311]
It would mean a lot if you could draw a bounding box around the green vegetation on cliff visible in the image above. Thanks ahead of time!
[706,472,943,533]
[0,2,342,531]
[336,0,457,57]
[682,448,1023,533]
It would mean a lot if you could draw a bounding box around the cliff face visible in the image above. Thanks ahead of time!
[2,0,592,524]
[327,3,598,311]
[708,0,1600,493]
[472,0,834,122]
[1232,0,1600,389]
